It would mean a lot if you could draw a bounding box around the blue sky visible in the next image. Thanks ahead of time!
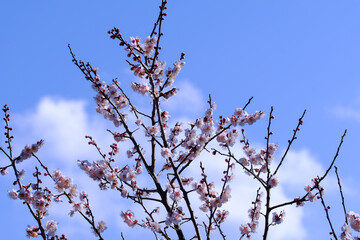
[1,0,360,239]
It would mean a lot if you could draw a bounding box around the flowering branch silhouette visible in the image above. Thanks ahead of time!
[1,0,359,239]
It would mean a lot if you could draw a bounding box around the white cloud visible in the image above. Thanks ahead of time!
[276,149,323,189]
[163,80,206,116]
[13,97,115,169]
[329,105,360,122]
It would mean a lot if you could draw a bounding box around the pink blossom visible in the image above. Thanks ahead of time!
[143,36,157,56]
[17,140,44,163]
[240,224,252,235]
[161,148,172,159]
[347,211,360,232]
[8,189,18,199]
[45,220,58,237]
[96,220,107,233]
[131,82,149,95]
[121,210,138,227]
[169,187,183,202]
[26,225,40,238]
[166,207,185,226]
[268,176,279,188]
[340,223,353,240]
[272,210,286,225]
[147,125,160,136]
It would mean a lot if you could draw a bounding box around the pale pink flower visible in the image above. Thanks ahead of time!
[347,211,360,232]
[340,223,354,240]
[199,204,209,212]
[120,186,128,198]
[121,210,138,227]
[120,167,136,182]
[8,189,18,199]
[130,36,142,49]
[272,210,286,225]
[26,225,40,238]
[131,82,149,94]
[161,148,172,159]
[18,188,32,203]
[143,36,157,56]
[18,140,44,163]
[240,224,252,235]
[135,118,143,126]
[114,132,127,142]
[294,197,305,207]
[45,220,58,237]
[96,220,107,233]
[166,207,185,226]
[18,169,25,179]
[215,210,229,223]
[234,108,246,116]
[307,192,317,202]
[221,185,231,204]
[149,221,161,233]
[304,184,312,192]
[170,187,183,202]
[147,125,159,136]
[69,185,78,198]
[269,176,279,188]
[79,191,88,202]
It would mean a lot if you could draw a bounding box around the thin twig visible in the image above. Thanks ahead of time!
[335,166,348,224]
[273,109,306,175]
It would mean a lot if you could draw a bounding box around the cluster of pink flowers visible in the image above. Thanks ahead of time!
[340,222,360,240]
[151,60,167,83]
[109,30,186,95]
[113,132,127,142]
[230,108,265,126]
[9,184,53,217]
[195,180,231,212]
[45,220,58,237]
[143,218,162,233]
[17,140,44,163]
[347,211,360,232]
[146,125,160,137]
[304,177,325,203]
[168,185,183,202]
[69,191,87,216]
[53,170,77,196]
[340,211,360,240]
[216,129,239,147]
[176,104,216,162]
[91,78,129,127]
[121,210,138,227]
[166,207,185,226]
[131,82,150,95]
[128,36,157,57]
[78,158,142,195]
[240,192,263,236]
[215,209,229,224]
[26,225,41,238]
[239,142,278,175]
[165,60,185,87]
[167,122,183,145]
[272,210,286,225]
